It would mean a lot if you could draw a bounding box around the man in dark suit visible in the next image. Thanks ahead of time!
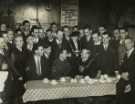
[80,27,93,51]
[117,38,135,104]
[25,44,47,80]
[69,32,81,77]
[98,32,117,76]
[79,49,99,78]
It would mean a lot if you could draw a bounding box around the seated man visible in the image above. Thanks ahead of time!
[51,49,72,79]
[79,49,99,78]
[25,43,47,80]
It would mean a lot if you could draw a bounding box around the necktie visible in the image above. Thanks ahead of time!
[36,57,41,75]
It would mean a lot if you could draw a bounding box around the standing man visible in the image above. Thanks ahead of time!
[117,38,135,104]
[80,26,93,51]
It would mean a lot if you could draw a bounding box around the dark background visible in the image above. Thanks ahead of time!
[0,0,135,28]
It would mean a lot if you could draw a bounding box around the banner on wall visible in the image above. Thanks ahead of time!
[61,0,79,27]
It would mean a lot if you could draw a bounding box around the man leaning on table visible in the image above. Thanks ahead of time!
[117,37,135,104]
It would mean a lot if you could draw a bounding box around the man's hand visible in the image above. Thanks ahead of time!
[121,72,129,81]
[79,66,84,73]
[124,84,132,93]
[18,77,23,81]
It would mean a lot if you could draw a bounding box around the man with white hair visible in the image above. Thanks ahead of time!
[117,38,135,104]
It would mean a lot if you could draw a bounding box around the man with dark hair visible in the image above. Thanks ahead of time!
[50,22,57,38]
[25,44,47,80]
[98,32,117,76]
[80,26,93,51]
[22,20,31,42]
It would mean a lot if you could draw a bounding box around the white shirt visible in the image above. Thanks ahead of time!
[103,43,109,50]
[34,55,42,75]
[73,40,78,50]
[127,48,134,58]
[0,49,4,56]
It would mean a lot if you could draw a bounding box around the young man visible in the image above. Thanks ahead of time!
[25,44,47,80]
[98,32,117,76]
[80,26,93,50]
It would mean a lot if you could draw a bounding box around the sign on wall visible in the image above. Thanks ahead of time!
[61,0,79,27]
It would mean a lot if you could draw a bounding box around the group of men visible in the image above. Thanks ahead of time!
[0,21,135,104]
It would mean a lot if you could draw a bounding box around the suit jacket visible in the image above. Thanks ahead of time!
[51,58,72,79]
[25,55,49,80]
[120,49,135,92]
[69,39,81,54]
[79,56,99,78]
[10,47,26,80]
[80,36,93,50]
[98,43,117,76]
[51,38,72,60]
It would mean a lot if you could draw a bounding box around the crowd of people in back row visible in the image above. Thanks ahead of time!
[0,20,135,104]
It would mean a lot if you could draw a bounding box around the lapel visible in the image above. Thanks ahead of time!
[127,49,135,61]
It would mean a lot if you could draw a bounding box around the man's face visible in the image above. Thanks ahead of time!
[8,31,14,41]
[125,39,134,51]
[0,38,7,49]
[57,31,63,40]
[44,47,51,56]
[15,36,24,48]
[81,49,90,61]
[33,29,39,37]
[24,23,30,31]
[61,50,68,60]
[26,36,33,44]
[102,34,110,44]
[0,24,7,31]
[2,33,8,43]
[92,33,99,43]
[47,31,53,39]
[84,29,92,36]
[120,29,128,39]
[51,24,57,32]
[37,46,44,56]
[38,29,44,38]
[63,27,70,36]
[98,26,106,34]
[113,29,120,39]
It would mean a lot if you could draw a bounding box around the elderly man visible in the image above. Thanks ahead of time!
[117,38,135,104]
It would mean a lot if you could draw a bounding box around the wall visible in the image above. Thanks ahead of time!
[0,0,61,27]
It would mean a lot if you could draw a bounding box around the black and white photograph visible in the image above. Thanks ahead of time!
[0,0,135,104]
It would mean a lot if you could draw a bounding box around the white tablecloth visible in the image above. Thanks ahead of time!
[23,79,117,103]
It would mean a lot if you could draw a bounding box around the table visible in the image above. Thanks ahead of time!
[23,80,117,103]
[23,79,117,103]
